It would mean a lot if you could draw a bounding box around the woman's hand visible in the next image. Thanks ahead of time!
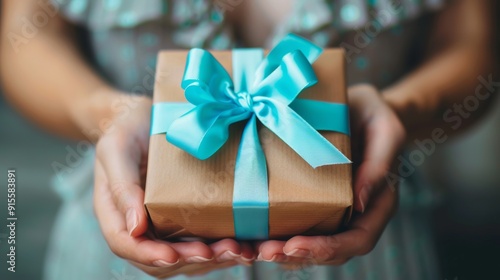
[93,93,254,277]
[256,84,405,266]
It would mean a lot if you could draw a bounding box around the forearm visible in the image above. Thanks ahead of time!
[0,1,120,141]
[382,0,496,140]
[383,46,495,139]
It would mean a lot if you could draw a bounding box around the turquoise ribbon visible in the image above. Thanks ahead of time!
[151,34,351,240]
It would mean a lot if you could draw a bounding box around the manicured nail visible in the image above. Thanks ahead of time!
[237,254,255,266]
[126,208,138,236]
[185,256,213,263]
[256,253,268,261]
[284,248,311,258]
[240,255,255,262]
[217,250,240,262]
[257,253,287,262]
[152,259,179,267]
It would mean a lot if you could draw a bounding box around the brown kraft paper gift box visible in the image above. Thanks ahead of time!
[144,48,352,240]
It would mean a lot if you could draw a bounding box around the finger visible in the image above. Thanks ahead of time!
[284,186,397,262]
[208,238,243,263]
[279,257,316,270]
[210,241,256,266]
[257,240,288,262]
[258,240,314,265]
[240,242,257,263]
[183,261,239,277]
[169,241,214,264]
[354,112,405,212]
[94,161,179,266]
[133,259,239,279]
[95,132,148,236]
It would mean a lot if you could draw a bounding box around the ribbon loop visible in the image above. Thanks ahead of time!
[253,50,317,106]
[170,34,349,166]
[182,49,234,105]
[151,34,351,240]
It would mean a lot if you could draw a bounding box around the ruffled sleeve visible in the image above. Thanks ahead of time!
[271,0,447,47]
[51,0,232,49]
[52,0,165,29]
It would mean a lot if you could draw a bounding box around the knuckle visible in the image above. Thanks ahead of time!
[109,182,132,210]
[142,267,168,278]
[130,260,173,278]
[108,238,125,258]
[357,238,376,255]
[313,236,338,261]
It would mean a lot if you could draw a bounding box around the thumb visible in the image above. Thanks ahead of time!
[354,111,405,213]
[96,131,148,237]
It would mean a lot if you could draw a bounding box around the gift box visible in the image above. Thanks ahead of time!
[145,35,352,240]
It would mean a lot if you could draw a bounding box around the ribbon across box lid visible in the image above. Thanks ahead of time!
[145,34,353,240]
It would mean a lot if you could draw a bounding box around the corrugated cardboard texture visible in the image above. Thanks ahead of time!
[145,49,352,240]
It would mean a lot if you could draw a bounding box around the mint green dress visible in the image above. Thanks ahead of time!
[45,1,445,279]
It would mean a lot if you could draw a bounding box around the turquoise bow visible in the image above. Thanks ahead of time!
[151,34,351,240]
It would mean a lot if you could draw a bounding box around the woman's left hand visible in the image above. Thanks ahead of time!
[256,84,405,267]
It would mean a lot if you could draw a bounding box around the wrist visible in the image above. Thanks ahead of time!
[69,86,124,142]
[382,87,414,130]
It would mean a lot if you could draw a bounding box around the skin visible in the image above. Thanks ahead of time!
[256,0,496,265]
[0,0,496,277]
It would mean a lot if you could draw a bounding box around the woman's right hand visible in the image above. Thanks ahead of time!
[93,94,254,278]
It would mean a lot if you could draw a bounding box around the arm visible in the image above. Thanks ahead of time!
[258,0,496,266]
[0,0,117,141]
[0,1,251,277]
[351,0,496,214]
[384,0,497,139]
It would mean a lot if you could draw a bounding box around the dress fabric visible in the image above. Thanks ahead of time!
[45,1,444,279]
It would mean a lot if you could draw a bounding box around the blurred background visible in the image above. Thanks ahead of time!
[1,77,500,280]
[0,2,499,280]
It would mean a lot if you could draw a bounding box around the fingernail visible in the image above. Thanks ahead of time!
[237,255,255,266]
[359,186,371,213]
[284,248,311,258]
[216,250,240,262]
[185,256,213,263]
[256,253,267,261]
[152,259,179,267]
[126,208,138,236]
[240,255,255,262]
[257,253,286,262]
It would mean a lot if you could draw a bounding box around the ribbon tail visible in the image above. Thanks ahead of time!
[255,100,351,167]
[290,99,350,136]
[233,115,269,240]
